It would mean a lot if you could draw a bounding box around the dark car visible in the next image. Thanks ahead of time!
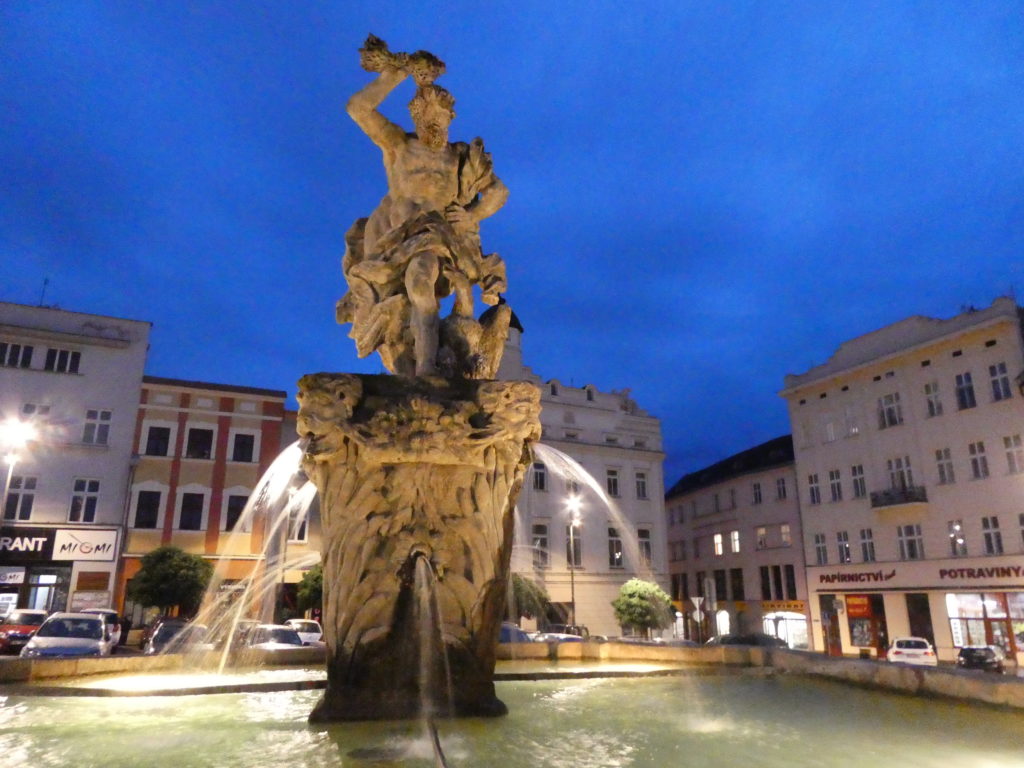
[706,633,788,648]
[144,618,212,654]
[0,609,48,655]
[956,645,1005,674]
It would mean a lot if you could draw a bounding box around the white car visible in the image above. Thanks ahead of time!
[245,624,305,651]
[886,636,938,666]
[20,612,117,658]
[285,619,323,645]
[80,608,121,647]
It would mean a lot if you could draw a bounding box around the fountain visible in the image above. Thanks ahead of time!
[296,35,541,722]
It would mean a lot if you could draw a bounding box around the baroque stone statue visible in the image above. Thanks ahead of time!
[299,36,541,722]
[336,35,512,379]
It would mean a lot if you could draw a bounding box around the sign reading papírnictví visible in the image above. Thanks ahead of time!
[0,527,118,563]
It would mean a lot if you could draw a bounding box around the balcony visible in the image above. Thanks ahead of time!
[870,485,928,509]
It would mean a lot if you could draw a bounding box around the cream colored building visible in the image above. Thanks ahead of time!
[0,302,150,616]
[498,318,668,637]
[119,376,302,623]
[781,297,1024,662]
[665,436,809,646]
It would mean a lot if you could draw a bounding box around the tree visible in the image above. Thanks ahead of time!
[611,578,673,639]
[127,546,213,617]
[507,573,549,621]
[297,563,323,614]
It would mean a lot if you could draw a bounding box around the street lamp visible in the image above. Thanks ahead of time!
[1,418,37,516]
[565,494,582,627]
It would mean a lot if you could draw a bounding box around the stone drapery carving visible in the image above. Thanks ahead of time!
[299,373,541,721]
[336,35,512,379]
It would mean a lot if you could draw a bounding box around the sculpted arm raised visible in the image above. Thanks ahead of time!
[346,69,407,152]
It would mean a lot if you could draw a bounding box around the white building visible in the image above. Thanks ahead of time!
[665,435,809,647]
[0,302,150,616]
[781,297,1024,662]
[497,312,669,636]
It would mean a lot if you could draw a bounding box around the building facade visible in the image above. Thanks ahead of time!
[664,436,809,646]
[119,376,298,625]
[781,297,1024,662]
[499,322,669,637]
[0,302,150,617]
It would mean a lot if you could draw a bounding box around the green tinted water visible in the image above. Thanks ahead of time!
[1,674,1021,767]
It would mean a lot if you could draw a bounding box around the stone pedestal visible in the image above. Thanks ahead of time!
[297,373,540,722]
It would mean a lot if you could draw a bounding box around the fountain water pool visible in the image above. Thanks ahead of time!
[3,673,1022,767]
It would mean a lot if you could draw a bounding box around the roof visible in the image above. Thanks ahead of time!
[143,375,287,399]
[666,435,794,498]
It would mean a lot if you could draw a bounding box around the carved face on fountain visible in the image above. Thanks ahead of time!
[409,85,455,151]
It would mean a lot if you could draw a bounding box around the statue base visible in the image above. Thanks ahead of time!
[297,373,540,722]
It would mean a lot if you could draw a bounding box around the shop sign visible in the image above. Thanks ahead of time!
[0,527,54,561]
[818,569,896,585]
[845,595,872,618]
[938,565,1024,580]
[762,600,806,613]
[53,529,118,561]
[76,571,111,591]
[0,566,25,585]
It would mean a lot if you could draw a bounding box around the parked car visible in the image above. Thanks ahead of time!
[20,613,116,658]
[499,622,532,643]
[80,608,121,648]
[285,619,323,645]
[534,632,585,643]
[956,645,1005,674]
[245,624,305,651]
[886,636,938,666]
[706,633,788,648]
[144,618,213,654]
[0,609,48,655]
[543,624,590,640]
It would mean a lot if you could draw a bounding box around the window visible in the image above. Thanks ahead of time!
[859,528,875,562]
[755,526,767,550]
[638,529,652,565]
[784,565,797,600]
[836,531,851,563]
[566,478,581,494]
[0,342,34,368]
[814,533,827,565]
[68,479,100,523]
[955,372,977,410]
[693,536,701,559]
[232,433,255,463]
[808,474,821,505]
[780,524,791,546]
[887,456,913,490]
[877,393,903,429]
[145,426,171,456]
[729,568,745,601]
[924,381,943,417]
[715,570,728,604]
[532,462,547,491]
[3,476,36,521]
[585,388,594,401]
[772,566,783,600]
[897,524,924,560]
[1004,435,1023,474]
[752,482,762,505]
[224,494,248,531]
[982,516,1003,555]
[608,528,624,568]
[775,477,787,500]
[969,441,989,479]
[828,469,842,502]
[82,409,111,445]
[729,529,740,554]
[185,428,214,460]
[44,347,81,373]
[948,519,967,556]
[990,362,1012,401]
[760,566,772,600]
[566,524,582,568]
[549,383,558,396]
[935,448,955,484]
[605,469,619,497]
[728,489,736,509]
[851,465,866,498]
[713,533,724,556]
[288,507,308,542]
[713,493,721,513]
[844,405,860,436]
[21,403,50,417]
[531,524,549,568]
[178,492,205,530]
[133,490,161,529]
[635,472,648,500]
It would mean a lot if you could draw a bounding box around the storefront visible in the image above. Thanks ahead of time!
[808,558,1024,663]
[761,600,809,649]
[0,526,120,615]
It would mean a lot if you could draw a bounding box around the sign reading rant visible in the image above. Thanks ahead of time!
[0,527,118,562]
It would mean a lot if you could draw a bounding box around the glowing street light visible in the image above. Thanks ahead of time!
[1,418,37,517]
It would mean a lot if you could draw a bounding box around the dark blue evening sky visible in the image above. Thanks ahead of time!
[3,2,1023,484]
